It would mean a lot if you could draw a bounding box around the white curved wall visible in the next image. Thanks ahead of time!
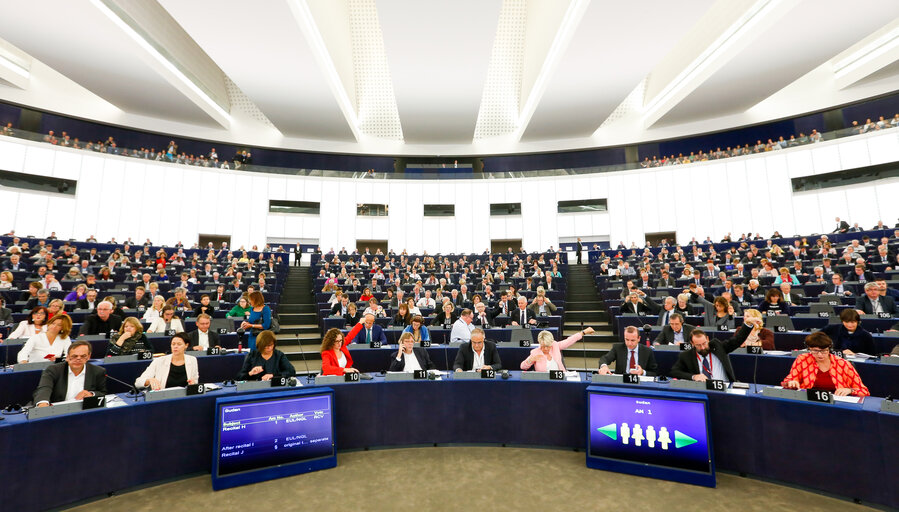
[0,130,898,252]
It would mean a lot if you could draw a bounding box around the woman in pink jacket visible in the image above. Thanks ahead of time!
[520,327,595,371]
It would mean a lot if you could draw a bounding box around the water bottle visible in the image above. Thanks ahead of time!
[238,341,243,354]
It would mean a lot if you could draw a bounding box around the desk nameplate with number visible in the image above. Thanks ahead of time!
[807,389,834,403]
[548,370,564,380]
[480,369,496,379]
[420,340,431,348]
[623,373,640,384]
[706,379,726,391]
[369,341,382,349]
[345,372,361,382]
[413,370,428,380]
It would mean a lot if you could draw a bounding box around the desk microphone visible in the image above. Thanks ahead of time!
[104,372,143,398]
[751,347,760,393]
[581,321,589,373]
[296,332,313,383]
[442,331,451,373]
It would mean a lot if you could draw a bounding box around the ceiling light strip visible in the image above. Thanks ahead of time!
[0,54,29,79]
[89,0,231,125]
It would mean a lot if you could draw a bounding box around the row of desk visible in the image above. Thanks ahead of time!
[1,372,896,511]
[2,341,897,406]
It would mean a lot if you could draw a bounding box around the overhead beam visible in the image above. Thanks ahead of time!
[833,17,899,90]
[0,38,31,90]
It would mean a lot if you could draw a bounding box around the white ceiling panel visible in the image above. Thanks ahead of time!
[522,0,717,141]
[0,1,219,126]
[376,0,503,143]
[658,0,899,126]
[159,0,355,140]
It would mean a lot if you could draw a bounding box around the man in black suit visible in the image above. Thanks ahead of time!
[330,294,350,316]
[620,292,652,315]
[79,301,123,336]
[33,341,107,406]
[510,296,536,326]
[576,238,583,265]
[846,264,874,283]
[452,329,502,371]
[597,326,658,376]
[654,313,695,345]
[389,336,436,372]
[656,271,676,288]
[670,320,758,383]
[855,282,899,315]
[75,288,99,311]
[124,286,149,310]
[473,302,494,329]
[833,217,850,234]
[25,289,51,310]
[822,273,853,296]
[188,314,221,350]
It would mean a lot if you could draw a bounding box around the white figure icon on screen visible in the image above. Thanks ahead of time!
[631,424,644,447]
[658,427,671,450]
[646,425,657,448]
[620,423,630,444]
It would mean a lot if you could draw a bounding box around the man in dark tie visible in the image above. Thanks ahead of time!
[656,297,676,326]
[597,326,658,376]
[669,320,758,383]
[357,314,387,345]
[511,296,536,327]
[473,302,493,329]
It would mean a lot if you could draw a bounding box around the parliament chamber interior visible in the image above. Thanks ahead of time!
[1,1,899,511]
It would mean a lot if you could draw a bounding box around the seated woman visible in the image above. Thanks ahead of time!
[388,332,436,372]
[359,287,373,302]
[0,270,13,289]
[393,303,413,328]
[344,302,363,325]
[135,333,198,390]
[782,331,869,397]
[46,299,65,319]
[405,297,422,317]
[674,293,692,315]
[193,294,214,317]
[692,293,736,330]
[17,313,72,363]
[819,308,875,356]
[237,330,296,381]
[432,301,458,329]
[146,305,186,334]
[520,327,595,372]
[8,306,48,340]
[739,309,775,350]
[319,327,359,376]
[107,317,153,356]
[0,296,12,325]
[773,267,800,285]
[758,288,790,316]
[64,283,88,302]
[403,315,430,344]
[142,295,166,323]
[363,297,386,318]
[227,296,251,318]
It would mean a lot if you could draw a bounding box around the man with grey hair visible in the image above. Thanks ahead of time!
[452,328,502,372]
[855,282,898,315]
[79,300,122,336]
[657,297,676,326]
[450,308,475,343]
[511,296,537,327]
[598,326,658,376]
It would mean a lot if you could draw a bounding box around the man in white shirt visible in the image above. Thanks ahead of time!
[416,290,436,309]
[189,314,220,350]
[450,308,475,343]
[33,341,107,407]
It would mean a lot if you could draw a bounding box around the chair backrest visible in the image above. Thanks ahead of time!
[809,302,835,314]
[764,315,794,332]
[210,318,232,334]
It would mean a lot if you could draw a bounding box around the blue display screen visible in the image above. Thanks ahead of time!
[216,393,334,477]
[586,387,714,485]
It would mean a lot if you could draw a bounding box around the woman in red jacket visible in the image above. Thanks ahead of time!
[782,332,869,397]
[320,326,360,376]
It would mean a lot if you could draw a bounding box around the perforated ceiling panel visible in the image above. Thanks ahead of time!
[599,77,647,129]
[348,0,403,141]
[223,76,276,129]
[473,0,527,140]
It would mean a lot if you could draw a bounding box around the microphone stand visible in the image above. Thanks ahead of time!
[297,332,313,384]
[581,321,589,378]
[105,372,145,401]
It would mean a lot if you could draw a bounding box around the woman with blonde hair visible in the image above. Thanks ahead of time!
[740,309,774,350]
[107,316,153,356]
[142,295,166,323]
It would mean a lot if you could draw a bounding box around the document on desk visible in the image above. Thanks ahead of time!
[105,396,129,408]
[765,351,791,356]
[565,371,581,382]
[832,395,862,404]
[203,383,222,391]
[726,389,747,395]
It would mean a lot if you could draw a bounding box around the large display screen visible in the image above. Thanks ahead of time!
[586,386,715,487]
[212,388,336,490]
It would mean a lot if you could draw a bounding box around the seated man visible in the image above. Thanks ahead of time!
[669,318,759,383]
[450,308,475,343]
[32,340,107,407]
[330,294,350,317]
[75,288,99,310]
[188,313,221,350]
[510,296,537,327]
[452,328,502,371]
[355,313,387,345]
[527,295,557,318]
[653,313,695,345]
[472,302,494,329]
[124,286,149,310]
[26,288,52,310]
[78,301,123,336]
[823,273,852,296]
[620,291,653,315]
[598,326,659,376]
[855,282,898,316]
[821,309,875,356]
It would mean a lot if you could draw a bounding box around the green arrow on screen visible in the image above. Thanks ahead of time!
[597,423,617,440]
[674,430,697,448]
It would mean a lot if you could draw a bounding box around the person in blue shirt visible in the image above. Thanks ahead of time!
[240,291,271,350]
[403,315,430,344]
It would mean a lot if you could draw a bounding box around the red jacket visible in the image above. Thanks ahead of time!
[320,323,362,375]
[781,353,869,397]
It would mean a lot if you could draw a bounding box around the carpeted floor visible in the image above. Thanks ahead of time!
[68,446,879,512]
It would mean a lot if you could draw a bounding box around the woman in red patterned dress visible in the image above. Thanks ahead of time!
[782,332,869,397]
